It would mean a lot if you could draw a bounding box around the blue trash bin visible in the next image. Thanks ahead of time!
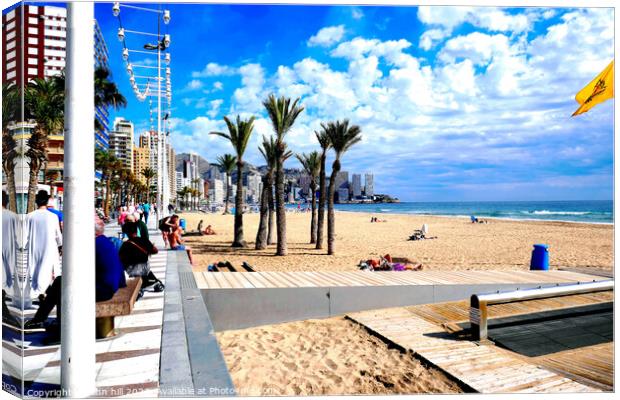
[179,218,186,231]
[530,244,549,270]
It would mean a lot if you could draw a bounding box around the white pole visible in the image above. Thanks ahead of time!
[61,2,95,397]
[156,35,163,220]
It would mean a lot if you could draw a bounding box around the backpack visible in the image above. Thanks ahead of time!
[158,217,169,231]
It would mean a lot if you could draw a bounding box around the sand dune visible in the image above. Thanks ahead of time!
[216,317,462,396]
[179,211,612,273]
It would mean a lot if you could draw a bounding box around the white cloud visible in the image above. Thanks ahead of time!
[307,25,345,47]
[184,79,203,91]
[351,7,364,20]
[212,81,223,91]
[191,62,236,78]
[207,99,223,118]
[232,63,266,113]
[417,6,534,34]
[419,28,450,50]
[439,32,512,66]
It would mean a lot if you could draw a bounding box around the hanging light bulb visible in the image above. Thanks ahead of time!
[163,34,171,49]
[112,2,120,17]
[126,63,133,73]
[129,76,135,84]
[163,10,170,24]
[164,53,171,65]
[117,28,125,42]
[122,48,129,61]
[166,67,170,77]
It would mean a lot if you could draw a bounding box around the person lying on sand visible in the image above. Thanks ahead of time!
[370,217,387,223]
[202,225,216,235]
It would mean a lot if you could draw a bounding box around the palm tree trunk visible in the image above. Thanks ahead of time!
[103,175,112,217]
[327,159,340,256]
[255,173,270,249]
[315,153,327,249]
[232,163,246,247]
[310,183,317,244]
[223,174,230,214]
[275,159,287,256]
[3,161,18,212]
[267,180,275,245]
[26,159,41,213]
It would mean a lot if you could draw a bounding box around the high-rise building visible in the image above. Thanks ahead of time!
[133,143,150,185]
[352,174,362,198]
[139,131,160,176]
[246,173,262,204]
[109,118,134,170]
[335,171,349,191]
[208,178,224,204]
[94,19,111,150]
[364,173,374,197]
[168,144,176,202]
[337,188,350,203]
[299,174,312,196]
[2,5,67,86]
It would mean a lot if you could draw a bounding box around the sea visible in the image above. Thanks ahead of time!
[328,200,613,224]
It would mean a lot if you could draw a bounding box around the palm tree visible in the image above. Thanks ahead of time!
[24,78,64,212]
[256,136,277,249]
[262,94,305,256]
[296,151,321,244]
[2,82,20,211]
[315,129,331,249]
[324,120,362,255]
[216,154,237,215]
[191,178,201,210]
[141,167,156,203]
[211,115,256,247]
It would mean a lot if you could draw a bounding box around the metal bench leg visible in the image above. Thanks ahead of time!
[96,317,116,339]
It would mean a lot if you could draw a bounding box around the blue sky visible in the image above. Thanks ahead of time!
[92,3,614,202]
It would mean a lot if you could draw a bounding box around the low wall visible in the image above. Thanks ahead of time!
[202,282,572,332]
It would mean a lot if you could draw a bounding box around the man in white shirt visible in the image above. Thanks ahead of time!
[26,190,62,301]
[2,191,20,325]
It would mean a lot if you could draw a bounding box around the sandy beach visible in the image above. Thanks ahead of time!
[216,317,463,396]
[179,210,613,273]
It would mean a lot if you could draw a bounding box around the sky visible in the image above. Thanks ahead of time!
[92,2,614,202]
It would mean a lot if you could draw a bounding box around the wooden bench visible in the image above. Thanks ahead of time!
[95,277,142,338]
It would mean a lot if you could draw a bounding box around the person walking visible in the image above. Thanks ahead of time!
[142,202,151,226]
[26,190,62,299]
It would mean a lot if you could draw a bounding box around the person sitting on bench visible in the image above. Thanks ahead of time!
[118,222,164,293]
[24,215,126,338]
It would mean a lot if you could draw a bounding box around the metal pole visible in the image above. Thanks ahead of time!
[156,18,163,221]
[61,3,95,397]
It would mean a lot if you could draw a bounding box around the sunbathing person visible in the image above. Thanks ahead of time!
[202,224,216,235]
[169,226,194,265]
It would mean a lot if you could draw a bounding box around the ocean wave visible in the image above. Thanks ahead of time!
[527,210,591,215]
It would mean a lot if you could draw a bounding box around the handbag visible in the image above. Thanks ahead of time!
[125,240,151,277]
[126,262,150,277]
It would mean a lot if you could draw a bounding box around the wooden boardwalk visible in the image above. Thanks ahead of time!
[194,269,603,289]
[347,294,612,393]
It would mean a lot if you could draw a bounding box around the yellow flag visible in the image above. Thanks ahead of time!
[572,60,614,116]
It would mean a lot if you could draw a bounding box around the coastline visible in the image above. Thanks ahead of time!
[333,209,615,226]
